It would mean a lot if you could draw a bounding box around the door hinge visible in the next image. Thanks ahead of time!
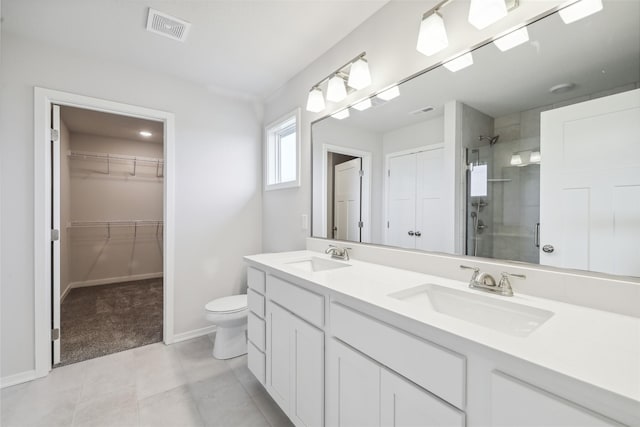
[51,328,60,341]
[51,229,60,241]
[358,221,364,228]
[359,170,364,177]
[387,221,390,228]
[50,129,59,142]
[387,169,390,177]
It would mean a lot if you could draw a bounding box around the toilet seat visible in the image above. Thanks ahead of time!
[205,294,247,314]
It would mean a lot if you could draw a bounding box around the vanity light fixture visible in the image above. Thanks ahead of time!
[347,58,372,90]
[305,52,372,112]
[510,153,523,166]
[494,27,529,51]
[417,10,449,56]
[327,75,348,102]
[529,151,541,163]
[376,85,400,101]
[559,0,603,24]
[468,0,508,30]
[353,98,372,111]
[306,87,326,113]
[139,131,152,137]
[331,109,350,120]
[443,52,474,72]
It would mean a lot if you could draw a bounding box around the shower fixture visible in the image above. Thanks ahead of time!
[479,135,500,145]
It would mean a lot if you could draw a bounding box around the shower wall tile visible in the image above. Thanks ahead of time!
[495,123,520,142]
[520,106,546,139]
[494,112,520,129]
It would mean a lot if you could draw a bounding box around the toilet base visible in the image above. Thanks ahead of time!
[212,324,247,359]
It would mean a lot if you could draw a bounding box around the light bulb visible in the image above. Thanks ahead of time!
[510,154,523,166]
[530,151,541,163]
[348,58,372,90]
[326,75,347,102]
[139,131,152,137]
[416,12,448,56]
[443,52,474,72]
[559,0,603,24]
[306,87,325,112]
[468,0,508,30]
[494,27,529,52]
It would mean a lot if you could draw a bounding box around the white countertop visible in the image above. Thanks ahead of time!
[245,250,640,404]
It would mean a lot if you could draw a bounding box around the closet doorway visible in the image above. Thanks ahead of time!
[51,105,165,365]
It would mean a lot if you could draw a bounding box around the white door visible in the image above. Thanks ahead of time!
[540,89,640,276]
[327,339,381,427]
[334,158,362,242]
[415,148,446,252]
[387,153,417,249]
[51,104,62,365]
[381,368,464,427]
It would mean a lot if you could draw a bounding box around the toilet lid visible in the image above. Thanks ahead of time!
[205,294,247,313]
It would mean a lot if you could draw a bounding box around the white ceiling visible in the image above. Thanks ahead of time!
[2,0,389,100]
[61,106,164,144]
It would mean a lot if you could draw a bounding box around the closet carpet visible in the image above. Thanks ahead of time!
[59,278,163,366]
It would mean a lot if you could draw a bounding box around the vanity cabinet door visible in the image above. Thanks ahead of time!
[381,369,464,427]
[327,339,381,427]
[266,300,324,427]
[266,301,292,412]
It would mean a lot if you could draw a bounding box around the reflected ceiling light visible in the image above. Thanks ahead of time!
[376,85,400,101]
[468,0,508,29]
[348,58,372,90]
[559,0,603,24]
[530,151,541,163]
[306,87,326,113]
[331,109,350,120]
[139,131,152,137]
[510,154,523,166]
[443,52,474,72]
[353,98,372,111]
[494,27,529,51]
[327,75,347,102]
[417,11,449,56]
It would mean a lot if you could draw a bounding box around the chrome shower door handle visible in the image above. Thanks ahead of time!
[534,223,540,248]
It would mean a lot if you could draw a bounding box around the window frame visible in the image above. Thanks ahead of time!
[264,108,301,191]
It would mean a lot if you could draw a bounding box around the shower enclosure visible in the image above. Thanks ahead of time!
[465,140,540,264]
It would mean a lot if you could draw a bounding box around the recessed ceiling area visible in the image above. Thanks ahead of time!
[61,106,164,144]
[2,0,390,100]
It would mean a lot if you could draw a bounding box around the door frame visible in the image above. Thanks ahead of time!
[33,87,176,378]
[320,144,372,243]
[383,144,444,246]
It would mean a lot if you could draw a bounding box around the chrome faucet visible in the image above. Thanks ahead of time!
[460,265,525,297]
[326,244,350,261]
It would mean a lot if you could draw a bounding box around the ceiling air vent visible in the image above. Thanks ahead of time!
[146,8,191,42]
[409,106,435,115]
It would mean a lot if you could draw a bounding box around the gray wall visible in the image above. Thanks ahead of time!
[0,33,262,379]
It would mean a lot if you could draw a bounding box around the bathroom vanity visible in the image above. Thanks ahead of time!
[244,250,639,427]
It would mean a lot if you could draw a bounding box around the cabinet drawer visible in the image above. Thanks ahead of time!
[248,341,265,385]
[248,311,266,352]
[267,275,324,328]
[247,266,266,294]
[331,302,466,409]
[248,288,265,318]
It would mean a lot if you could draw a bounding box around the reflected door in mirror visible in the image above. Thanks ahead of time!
[334,158,362,242]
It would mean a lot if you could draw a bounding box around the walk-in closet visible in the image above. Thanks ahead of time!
[56,106,165,365]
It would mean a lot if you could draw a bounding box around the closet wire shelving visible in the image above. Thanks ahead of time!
[69,220,164,239]
[68,150,164,177]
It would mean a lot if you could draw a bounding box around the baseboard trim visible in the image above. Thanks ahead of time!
[1,370,38,389]
[60,284,73,303]
[67,272,163,290]
[171,325,217,344]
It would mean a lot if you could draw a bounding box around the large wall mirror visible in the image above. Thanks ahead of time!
[311,2,640,278]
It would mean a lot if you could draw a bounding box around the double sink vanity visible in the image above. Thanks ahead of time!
[244,247,639,427]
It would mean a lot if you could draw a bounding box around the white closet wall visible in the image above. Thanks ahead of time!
[67,132,164,289]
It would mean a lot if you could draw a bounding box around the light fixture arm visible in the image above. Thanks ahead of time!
[311,51,367,91]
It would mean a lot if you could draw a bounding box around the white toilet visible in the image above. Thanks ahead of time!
[204,294,248,359]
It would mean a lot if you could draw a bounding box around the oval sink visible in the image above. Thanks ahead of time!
[389,284,553,337]
[286,256,351,273]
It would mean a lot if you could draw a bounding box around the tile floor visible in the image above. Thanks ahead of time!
[1,336,292,427]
